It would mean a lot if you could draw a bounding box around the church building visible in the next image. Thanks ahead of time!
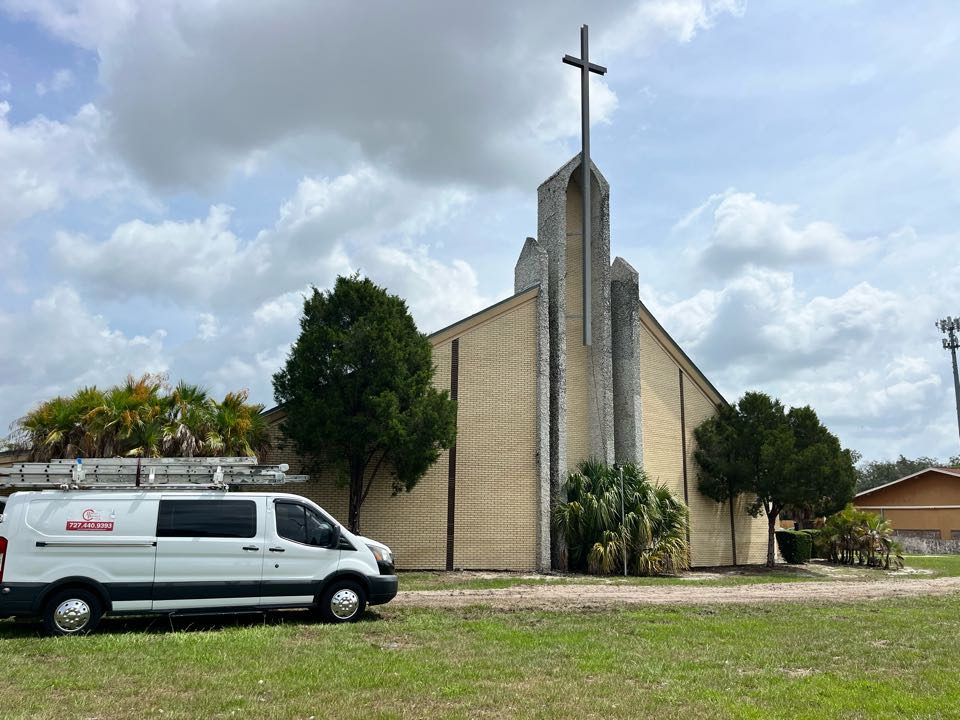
[263,155,769,570]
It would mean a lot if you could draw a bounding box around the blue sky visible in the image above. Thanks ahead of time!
[1,1,958,463]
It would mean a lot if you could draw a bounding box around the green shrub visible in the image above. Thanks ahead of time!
[798,528,824,558]
[554,460,690,576]
[775,529,812,564]
[820,505,904,569]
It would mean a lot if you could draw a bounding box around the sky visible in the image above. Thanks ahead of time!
[0,0,958,463]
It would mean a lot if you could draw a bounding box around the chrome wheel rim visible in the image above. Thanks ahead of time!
[330,589,360,619]
[54,599,91,633]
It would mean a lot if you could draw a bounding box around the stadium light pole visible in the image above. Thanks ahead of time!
[936,315,960,446]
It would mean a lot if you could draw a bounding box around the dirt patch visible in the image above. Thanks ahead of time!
[393,576,960,611]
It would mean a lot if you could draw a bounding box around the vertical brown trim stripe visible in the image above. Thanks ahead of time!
[679,369,691,554]
[679,369,689,507]
[728,485,738,567]
[446,338,460,571]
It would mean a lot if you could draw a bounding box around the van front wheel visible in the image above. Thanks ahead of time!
[317,580,366,623]
[42,588,103,636]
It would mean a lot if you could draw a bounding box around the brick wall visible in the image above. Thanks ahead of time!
[451,297,539,570]
[682,375,736,566]
[639,323,769,566]
[263,291,541,571]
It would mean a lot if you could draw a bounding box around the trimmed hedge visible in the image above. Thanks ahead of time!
[776,529,813,564]
[798,528,826,559]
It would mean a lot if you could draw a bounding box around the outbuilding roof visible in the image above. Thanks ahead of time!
[854,466,960,499]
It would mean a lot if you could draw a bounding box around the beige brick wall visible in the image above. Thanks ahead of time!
[564,185,591,468]
[452,298,539,570]
[682,378,736,566]
[640,324,685,501]
[263,294,540,571]
[639,323,769,566]
[734,493,773,565]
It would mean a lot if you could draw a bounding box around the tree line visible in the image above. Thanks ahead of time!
[855,453,960,493]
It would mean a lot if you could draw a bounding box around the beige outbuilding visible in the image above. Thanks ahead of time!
[854,467,960,540]
[262,156,769,570]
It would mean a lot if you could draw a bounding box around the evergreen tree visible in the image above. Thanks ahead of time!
[694,391,855,567]
[272,275,457,534]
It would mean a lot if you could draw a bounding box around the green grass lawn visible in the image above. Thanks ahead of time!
[900,554,960,577]
[398,554,960,592]
[2,595,959,719]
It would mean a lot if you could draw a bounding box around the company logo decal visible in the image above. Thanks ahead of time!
[66,508,115,532]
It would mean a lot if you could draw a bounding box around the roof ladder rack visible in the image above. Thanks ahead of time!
[0,457,309,491]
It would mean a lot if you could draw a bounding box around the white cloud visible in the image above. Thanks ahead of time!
[56,204,260,306]
[644,264,954,459]
[645,185,960,462]
[196,313,220,340]
[55,165,490,332]
[45,162,496,417]
[0,285,168,431]
[651,268,901,375]
[1,0,137,50]
[3,1,743,190]
[0,101,107,287]
[676,190,875,277]
[35,68,74,96]
[0,73,10,94]
[606,0,745,51]
[0,100,139,278]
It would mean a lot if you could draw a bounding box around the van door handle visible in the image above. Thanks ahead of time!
[269,547,285,553]
[242,545,260,552]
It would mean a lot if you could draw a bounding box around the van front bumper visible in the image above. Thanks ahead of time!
[368,575,398,606]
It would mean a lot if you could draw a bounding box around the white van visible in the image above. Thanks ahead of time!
[0,490,397,635]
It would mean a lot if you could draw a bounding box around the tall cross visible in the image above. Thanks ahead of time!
[563,24,606,347]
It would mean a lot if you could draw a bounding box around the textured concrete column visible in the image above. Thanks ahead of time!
[537,154,614,569]
[514,237,552,571]
[611,256,643,465]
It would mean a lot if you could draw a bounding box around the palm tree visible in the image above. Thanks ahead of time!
[554,460,690,576]
[83,374,167,457]
[163,382,213,457]
[16,375,270,461]
[207,390,268,457]
[821,505,904,569]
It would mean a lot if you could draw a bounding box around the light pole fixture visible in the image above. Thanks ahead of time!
[936,315,960,445]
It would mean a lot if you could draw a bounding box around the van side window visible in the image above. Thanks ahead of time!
[157,500,257,538]
[275,502,334,547]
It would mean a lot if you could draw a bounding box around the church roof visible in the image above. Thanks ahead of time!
[428,285,540,346]
[637,298,727,407]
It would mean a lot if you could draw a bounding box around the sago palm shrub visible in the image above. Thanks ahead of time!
[820,504,904,570]
[554,459,690,576]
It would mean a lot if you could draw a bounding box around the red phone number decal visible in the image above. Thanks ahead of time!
[66,521,115,531]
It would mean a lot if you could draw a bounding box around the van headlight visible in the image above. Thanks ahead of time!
[366,544,393,566]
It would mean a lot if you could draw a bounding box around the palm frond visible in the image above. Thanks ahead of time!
[554,460,690,576]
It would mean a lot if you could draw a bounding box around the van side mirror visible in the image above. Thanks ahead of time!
[329,524,342,549]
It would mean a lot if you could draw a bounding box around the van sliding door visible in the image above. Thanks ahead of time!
[152,496,265,611]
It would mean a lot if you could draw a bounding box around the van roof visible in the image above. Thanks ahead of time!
[8,491,313,501]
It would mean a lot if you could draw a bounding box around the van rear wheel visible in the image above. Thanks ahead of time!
[42,588,103,636]
[317,580,366,623]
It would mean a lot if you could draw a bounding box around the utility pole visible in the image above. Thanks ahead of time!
[936,316,960,446]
